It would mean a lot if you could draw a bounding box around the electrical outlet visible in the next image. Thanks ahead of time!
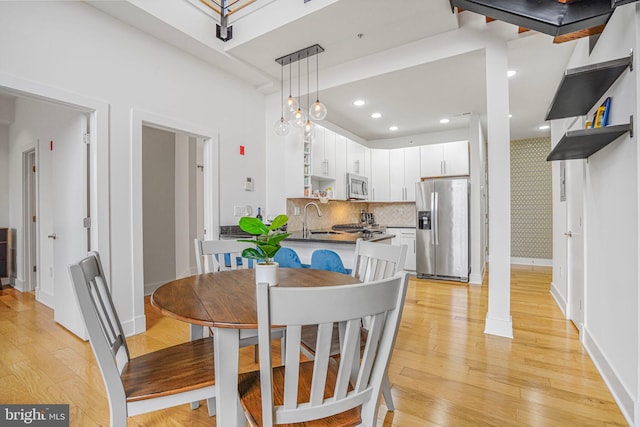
[294,207,300,216]
[234,206,244,217]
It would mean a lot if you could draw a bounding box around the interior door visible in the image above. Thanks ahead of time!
[41,110,89,339]
[566,160,584,330]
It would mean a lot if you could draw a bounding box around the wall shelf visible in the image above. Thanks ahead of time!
[546,116,633,161]
[545,53,633,121]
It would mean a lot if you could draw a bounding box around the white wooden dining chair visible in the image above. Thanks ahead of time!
[194,239,255,272]
[194,238,286,363]
[238,271,409,426]
[68,252,216,426]
[301,240,408,411]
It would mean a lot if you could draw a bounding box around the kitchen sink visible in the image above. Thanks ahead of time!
[310,230,341,235]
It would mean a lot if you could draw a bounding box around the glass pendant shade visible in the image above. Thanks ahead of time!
[285,96,298,116]
[304,119,315,138]
[292,108,307,128]
[309,100,327,120]
[274,116,290,136]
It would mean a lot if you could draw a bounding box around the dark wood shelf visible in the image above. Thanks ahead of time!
[545,54,633,121]
[546,117,633,161]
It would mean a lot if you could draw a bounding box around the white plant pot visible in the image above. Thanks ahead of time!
[255,262,279,286]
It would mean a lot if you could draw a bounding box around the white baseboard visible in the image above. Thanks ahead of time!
[36,288,55,309]
[144,280,170,296]
[583,327,635,426]
[469,262,486,285]
[122,314,147,336]
[12,278,26,292]
[484,314,513,338]
[511,257,552,266]
[549,281,567,317]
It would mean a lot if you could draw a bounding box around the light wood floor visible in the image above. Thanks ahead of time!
[0,266,627,426]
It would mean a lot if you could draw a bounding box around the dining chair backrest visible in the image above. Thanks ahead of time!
[194,239,255,273]
[253,271,409,426]
[310,249,349,274]
[351,239,408,282]
[273,247,304,268]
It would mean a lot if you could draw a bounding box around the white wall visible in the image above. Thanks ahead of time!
[142,126,176,288]
[0,124,9,226]
[0,2,266,333]
[552,5,639,424]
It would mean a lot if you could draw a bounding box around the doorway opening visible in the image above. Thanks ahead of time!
[22,149,37,292]
[141,125,206,294]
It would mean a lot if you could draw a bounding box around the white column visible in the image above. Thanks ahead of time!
[484,40,513,338]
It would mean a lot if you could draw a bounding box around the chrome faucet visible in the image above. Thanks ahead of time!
[302,202,323,238]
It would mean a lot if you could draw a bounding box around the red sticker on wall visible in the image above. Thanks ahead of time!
[50,140,53,151]
[240,145,245,155]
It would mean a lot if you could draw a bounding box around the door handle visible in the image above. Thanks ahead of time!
[48,233,57,240]
[564,231,572,237]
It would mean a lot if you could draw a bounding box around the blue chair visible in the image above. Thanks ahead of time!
[310,249,351,275]
[274,247,304,268]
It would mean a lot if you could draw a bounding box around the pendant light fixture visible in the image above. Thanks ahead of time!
[292,54,307,128]
[304,55,315,138]
[274,44,326,135]
[274,61,290,136]
[284,61,298,120]
[309,47,327,120]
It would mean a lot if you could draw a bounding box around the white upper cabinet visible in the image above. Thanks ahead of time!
[403,146,421,200]
[333,134,347,199]
[311,127,335,179]
[370,149,390,201]
[390,146,421,201]
[346,139,366,176]
[442,140,469,176]
[420,141,469,178]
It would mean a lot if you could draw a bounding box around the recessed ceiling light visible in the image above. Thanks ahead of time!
[371,112,382,119]
[353,99,365,106]
[507,70,517,78]
[440,118,450,124]
[389,126,398,131]
[539,125,550,130]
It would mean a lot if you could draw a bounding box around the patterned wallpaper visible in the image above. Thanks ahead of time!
[510,137,553,259]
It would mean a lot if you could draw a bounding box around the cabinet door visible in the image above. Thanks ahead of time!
[443,140,469,176]
[370,149,390,201]
[311,127,326,177]
[403,146,421,201]
[389,149,405,201]
[334,135,347,199]
[399,231,417,271]
[346,139,365,175]
[420,144,443,177]
[324,129,336,179]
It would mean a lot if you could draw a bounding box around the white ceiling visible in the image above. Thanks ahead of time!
[87,0,578,144]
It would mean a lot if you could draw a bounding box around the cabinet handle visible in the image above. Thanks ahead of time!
[441,160,444,175]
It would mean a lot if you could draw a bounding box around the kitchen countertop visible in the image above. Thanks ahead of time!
[287,230,395,244]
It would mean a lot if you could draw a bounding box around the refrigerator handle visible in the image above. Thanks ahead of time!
[434,191,439,245]
[430,191,435,245]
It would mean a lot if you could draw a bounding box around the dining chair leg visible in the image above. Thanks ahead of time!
[382,373,395,411]
[254,344,259,362]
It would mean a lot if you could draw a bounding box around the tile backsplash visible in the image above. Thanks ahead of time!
[286,199,416,231]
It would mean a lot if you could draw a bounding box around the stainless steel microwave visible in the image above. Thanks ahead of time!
[347,173,368,200]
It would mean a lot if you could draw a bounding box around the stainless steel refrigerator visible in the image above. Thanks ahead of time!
[415,178,470,281]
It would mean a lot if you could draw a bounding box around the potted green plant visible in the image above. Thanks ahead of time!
[238,214,291,285]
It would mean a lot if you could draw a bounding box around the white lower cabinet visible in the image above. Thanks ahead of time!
[388,227,416,271]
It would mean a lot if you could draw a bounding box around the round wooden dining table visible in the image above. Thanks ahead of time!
[151,268,359,427]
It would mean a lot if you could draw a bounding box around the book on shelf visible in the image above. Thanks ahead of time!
[593,97,612,128]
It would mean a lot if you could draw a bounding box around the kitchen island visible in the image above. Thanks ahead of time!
[283,229,394,269]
